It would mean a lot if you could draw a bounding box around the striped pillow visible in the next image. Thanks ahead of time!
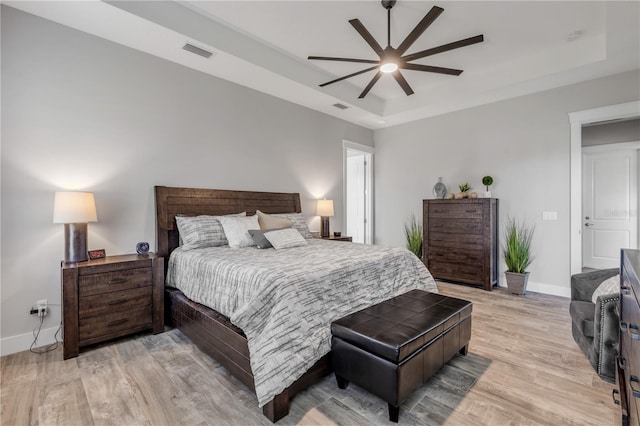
[272,213,313,239]
[264,228,308,250]
[219,215,261,248]
[176,212,245,250]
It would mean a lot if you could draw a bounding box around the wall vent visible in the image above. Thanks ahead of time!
[182,43,215,59]
[332,103,349,110]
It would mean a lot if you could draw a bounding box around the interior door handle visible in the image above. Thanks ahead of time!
[584,223,594,227]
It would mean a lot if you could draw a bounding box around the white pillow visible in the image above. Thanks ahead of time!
[176,212,246,250]
[264,228,308,250]
[218,215,260,248]
[592,274,620,303]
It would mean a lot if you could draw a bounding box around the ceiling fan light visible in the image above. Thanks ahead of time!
[380,62,398,73]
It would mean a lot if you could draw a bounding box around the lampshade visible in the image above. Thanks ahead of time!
[316,199,335,217]
[53,192,97,224]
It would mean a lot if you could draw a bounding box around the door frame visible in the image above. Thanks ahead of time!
[569,101,640,275]
[343,140,374,244]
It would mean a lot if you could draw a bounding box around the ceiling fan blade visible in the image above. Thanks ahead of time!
[396,6,444,55]
[319,66,380,87]
[392,71,414,96]
[308,56,380,64]
[349,19,384,56]
[402,35,484,62]
[359,71,383,98]
[401,63,463,76]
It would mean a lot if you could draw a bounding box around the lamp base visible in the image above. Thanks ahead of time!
[321,216,330,238]
[64,223,89,263]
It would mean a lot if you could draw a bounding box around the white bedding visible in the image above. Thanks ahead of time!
[167,239,437,407]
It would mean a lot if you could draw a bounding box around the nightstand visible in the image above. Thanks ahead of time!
[320,236,353,242]
[61,253,164,359]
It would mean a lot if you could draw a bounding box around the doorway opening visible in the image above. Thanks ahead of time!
[344,141,374,244]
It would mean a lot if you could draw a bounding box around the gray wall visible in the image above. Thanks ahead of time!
[374,70,640,296]
[582,119,640,146]
[0,6,373,352]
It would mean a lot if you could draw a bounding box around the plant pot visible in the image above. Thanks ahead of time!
[505,271,530,295]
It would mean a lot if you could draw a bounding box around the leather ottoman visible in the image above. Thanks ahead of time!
[331,289,472,422]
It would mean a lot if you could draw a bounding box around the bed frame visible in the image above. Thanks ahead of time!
[155,186,331,422]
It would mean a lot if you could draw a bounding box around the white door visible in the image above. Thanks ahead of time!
[344,141,373,244]
[582,142,639,269]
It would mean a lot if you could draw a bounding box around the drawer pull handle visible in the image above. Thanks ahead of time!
[108,319,128,327]
[108,279,127,285]
[107,299,129,306]
[612,389,621,405]
[618,356,628,370]
[621,285,631,295]
[632,332,640,341]
[465,209,477,213]
[621,321,629,333]
[633,387,640,399]
[631,375,639,383]
[434,209,444,213]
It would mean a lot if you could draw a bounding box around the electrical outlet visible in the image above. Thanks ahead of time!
[36,299,47,317]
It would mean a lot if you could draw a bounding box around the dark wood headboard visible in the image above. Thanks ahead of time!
[155,186,302,271]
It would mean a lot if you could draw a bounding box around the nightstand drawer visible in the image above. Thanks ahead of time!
[79,305,152,343]
[79,286,153,319]
[79,267,152,297]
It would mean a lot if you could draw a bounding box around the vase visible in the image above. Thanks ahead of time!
[505,271,530,295]
[432,177,447,199]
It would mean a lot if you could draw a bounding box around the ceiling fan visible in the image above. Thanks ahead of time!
[308,1,484,99]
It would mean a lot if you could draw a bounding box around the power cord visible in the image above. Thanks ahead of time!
[29,316,62,354]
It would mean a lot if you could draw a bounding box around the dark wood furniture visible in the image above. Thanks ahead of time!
[331,290,472,422]
[617,249,640,426]
[423,198,498,291]
[62,253,164,359]
[319,235,352,242]
[155,186,332,423]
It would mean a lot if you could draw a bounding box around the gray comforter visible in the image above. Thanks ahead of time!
[167,239,437,407]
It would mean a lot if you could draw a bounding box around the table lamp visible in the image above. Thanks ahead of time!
[316,199,334,238]
[53,191,97,263]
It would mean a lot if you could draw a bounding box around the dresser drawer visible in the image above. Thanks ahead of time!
[79,267,152,297]
[428,261,484,285]
[429,218,483,235]
[79,286,153,319]
[428,232,484,250]
[79,305,152,343]
[428,203,484,219]
[427,247,483,264]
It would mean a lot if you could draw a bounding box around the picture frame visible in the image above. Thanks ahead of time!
[88,249,106,260]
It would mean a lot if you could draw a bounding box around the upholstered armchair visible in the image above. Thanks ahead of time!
[570,268,620,383]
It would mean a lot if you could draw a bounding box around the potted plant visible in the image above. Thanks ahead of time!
[404,215,422,258]
[503,217,535,295]
[456,182,471,199]
[482,176,493,197]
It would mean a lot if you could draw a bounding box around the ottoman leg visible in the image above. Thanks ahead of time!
[388,404,400,423]
[459,344,469,356]
[335,374,349,389]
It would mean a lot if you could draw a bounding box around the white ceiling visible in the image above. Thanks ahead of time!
[6,1,640,129]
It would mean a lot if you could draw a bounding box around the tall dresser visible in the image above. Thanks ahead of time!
[423,198,498,291]
[618,249,640,426]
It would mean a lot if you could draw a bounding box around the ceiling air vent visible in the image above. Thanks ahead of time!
[182,43,215,59]
[332,103,349,110]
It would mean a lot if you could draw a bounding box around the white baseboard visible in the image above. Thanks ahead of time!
[496,279,570,298]
[0,326,61,357]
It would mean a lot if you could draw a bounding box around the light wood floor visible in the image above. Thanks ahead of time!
[1,282,619,425]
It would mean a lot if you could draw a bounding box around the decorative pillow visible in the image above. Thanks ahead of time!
[272,213,313,239]
[248,227,290,249]
[176,212,246,250]
[219,215,260,248]
[592,275,620,303]
[264,228,308,250]
[256,210,293,230]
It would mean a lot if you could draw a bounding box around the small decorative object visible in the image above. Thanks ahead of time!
[446,193,455,199]
[53,191,98,263]
[432,177,447,199]
[482,175,493,198]
[503,217,535,295]
[469,192,478,198]
[88,249,106,260]
[316,199,335,238]
[334,232,341,238]
[136,241,150,254]
[458,182,471,198]
[404,215,422,258]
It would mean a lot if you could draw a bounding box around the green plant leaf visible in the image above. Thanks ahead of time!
[404,214,423,258]
[502,217,535,273]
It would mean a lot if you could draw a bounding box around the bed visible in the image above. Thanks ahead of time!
[155,186,437,422]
